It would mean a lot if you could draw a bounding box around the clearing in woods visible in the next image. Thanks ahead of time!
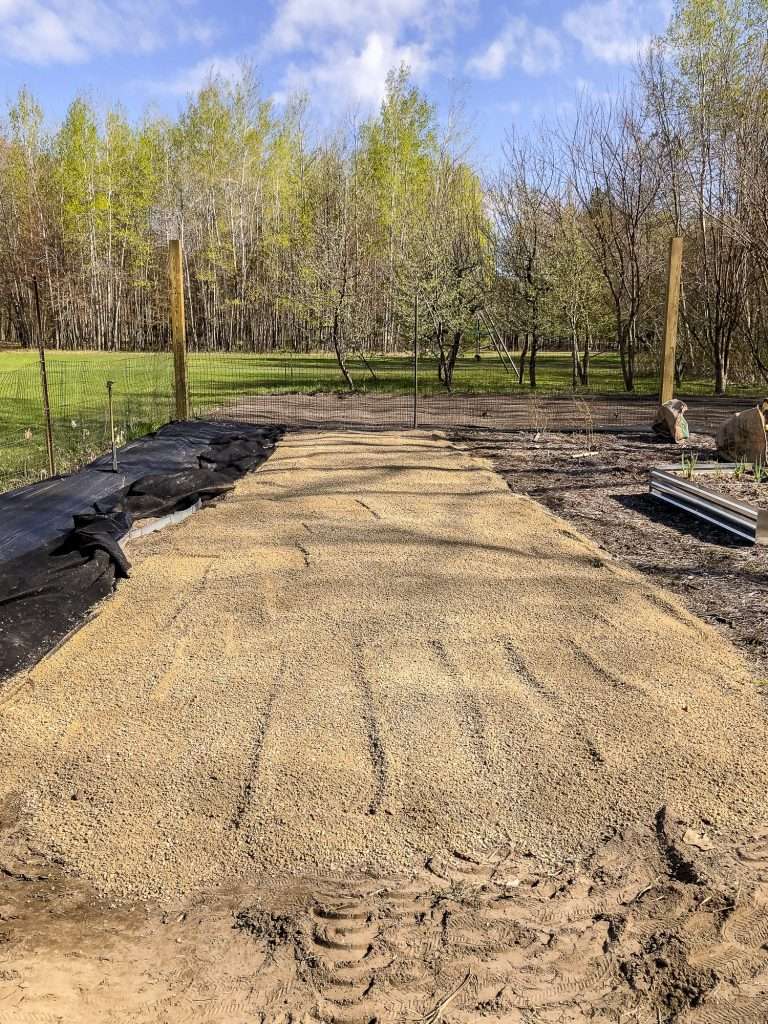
[0,431,767,1022]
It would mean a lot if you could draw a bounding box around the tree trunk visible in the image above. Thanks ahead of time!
[570,323,583,388]
[714,349,728,395]
[518,333,529,385]
[332,308,354,390]
[443,330,463,391]
[529,333,538,389]
[581,329,591,386]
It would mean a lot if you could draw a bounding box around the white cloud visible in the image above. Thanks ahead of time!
[563,0,662,64]
[466,17,562,79]
[266,0,472,112]
[266,0,461,54]
[0,0,219,65]
[277,31,432,107]
[142,55,246,97]
[177,20,221,48]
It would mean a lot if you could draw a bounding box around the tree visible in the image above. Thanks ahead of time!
[491,132,558,388]
[568,96,662,391]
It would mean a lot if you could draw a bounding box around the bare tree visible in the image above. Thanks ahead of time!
[567,95,661,391]
[490,131,559,388]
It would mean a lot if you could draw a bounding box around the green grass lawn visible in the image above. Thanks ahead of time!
[0,345,745,490]
[0,351,175,490]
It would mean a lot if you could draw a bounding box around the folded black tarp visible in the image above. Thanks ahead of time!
[0,420,283,683]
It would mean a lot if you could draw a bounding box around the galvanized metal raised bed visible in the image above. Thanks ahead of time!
[649,463,768,544]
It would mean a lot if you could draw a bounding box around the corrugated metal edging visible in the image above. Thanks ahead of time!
[650,464,768,544]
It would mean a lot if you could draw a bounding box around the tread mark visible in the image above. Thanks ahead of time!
[229,657,286,830]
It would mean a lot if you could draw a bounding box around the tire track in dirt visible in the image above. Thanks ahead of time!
[229,656,287,831]
[393,847,620,1017]
[736,828,768,878]
[353,498,380,520]
[351,647,387,817]
[6,821,768,1021]
[502,638,546,695]
[160,558,217,630]
[502,638,606,766]
[569,635,648,695]
[355,638,495,837]
[426,639,489,766]
[302,878,392,1024]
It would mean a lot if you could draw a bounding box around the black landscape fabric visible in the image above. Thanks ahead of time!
[0,420,283,683]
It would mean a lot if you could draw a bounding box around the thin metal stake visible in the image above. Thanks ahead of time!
[33,276,55,478]
[412,291,419,429]
[106,380,118,473]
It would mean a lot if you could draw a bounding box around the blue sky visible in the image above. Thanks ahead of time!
[0,0,673,165]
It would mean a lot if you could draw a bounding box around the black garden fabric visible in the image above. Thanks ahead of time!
[0,420,283,682]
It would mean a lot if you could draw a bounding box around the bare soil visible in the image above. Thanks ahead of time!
[450,428,768,678]
[220,389,758,435]
[1,430,767,1022]
[3,811,768,1023]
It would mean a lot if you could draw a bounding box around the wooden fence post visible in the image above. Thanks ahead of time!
[169,239,189,420]
[660,236,683,405]
[412,291,419,429]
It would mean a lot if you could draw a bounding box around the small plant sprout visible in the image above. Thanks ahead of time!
[754,459,766,484]
[680,452,699,479]
[734,458,748,481]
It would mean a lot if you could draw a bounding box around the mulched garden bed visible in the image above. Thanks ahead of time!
[450,427,768,678]
[689,468,768,505]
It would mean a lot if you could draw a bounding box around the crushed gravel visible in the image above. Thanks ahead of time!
[0,430,766,902]
[451,427,768,677]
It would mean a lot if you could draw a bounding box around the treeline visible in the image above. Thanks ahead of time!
[2,0,768,394]
[0,66,489,391]
[491,0,768,394]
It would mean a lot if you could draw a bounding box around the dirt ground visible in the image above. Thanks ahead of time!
[449,428,768,678]
[216,390,757,437]
[0,430,767,1022]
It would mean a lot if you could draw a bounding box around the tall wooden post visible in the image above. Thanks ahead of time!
[660,236,683,405]
[412,291,419,429]
[169,239,189,420]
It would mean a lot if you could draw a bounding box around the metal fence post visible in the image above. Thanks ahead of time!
[660,237,683,405]
[169,239,189,420]
[106,380,118,472]
[33,276,55,477]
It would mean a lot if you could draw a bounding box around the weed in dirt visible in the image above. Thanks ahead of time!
[734,458,749,481]
[754,459,766,484]
[530,393,550,436]
[574,396,597,450]
[681,452,699,479]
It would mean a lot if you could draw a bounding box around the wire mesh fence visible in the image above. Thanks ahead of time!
[0,351,174,493]
[189,346,766,437]
[2,341,766,496]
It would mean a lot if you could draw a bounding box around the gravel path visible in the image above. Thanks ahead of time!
[0,430,766,903]
[451,428,768,677]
